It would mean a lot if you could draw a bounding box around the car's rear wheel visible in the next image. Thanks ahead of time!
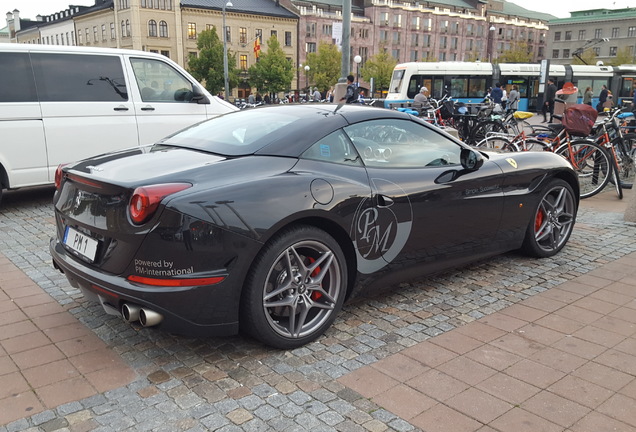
[520,179,576,258]
[241,225,347,349]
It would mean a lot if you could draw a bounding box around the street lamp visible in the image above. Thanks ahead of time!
[304,65,310,95]
[222,0,233,101]
[487,25,496,62]
[353,55,362,86]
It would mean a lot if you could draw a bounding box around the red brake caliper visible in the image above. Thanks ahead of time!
[307,257,323,301]
[534,209,545,232]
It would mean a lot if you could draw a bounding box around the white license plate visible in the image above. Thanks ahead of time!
[63,226,98,261]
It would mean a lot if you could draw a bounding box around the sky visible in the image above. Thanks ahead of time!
[7,0,636,21]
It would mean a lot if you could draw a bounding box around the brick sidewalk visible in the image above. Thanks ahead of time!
[0,254,136,426]
[339,252,636,431]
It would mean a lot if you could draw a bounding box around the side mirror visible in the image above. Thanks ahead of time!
[460,148,484,171]
[191,86,210,104]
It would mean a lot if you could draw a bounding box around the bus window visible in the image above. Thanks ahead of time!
[450,78,467,98]
[390,69,405,94]
[468,78,486,98]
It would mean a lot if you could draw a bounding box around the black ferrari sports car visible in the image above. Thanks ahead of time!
[50,104,579,348]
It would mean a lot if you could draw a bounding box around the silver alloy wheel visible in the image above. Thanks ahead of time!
[262,240,341,339]
[534,184,576,253]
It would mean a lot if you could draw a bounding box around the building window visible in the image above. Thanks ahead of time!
[306,42,316,53]
[224,26,231,43]
[391,49,400,61]
[161,50,169,58]
[554,31,561,41]
[393,14,401,28]
[565,31,571,41]
[439,52,446,61]
[255,29,262,43]
[552,49,559,58]
[423,18,432,31]
[612,28,620,38]
[423,34,430,48]
[410,50,418,61]
[439,36,447,49]
[110,22,116,39]
[285,31,292,46]
[451,37,458,50]
[126,20,131,37]
[188,23,196,39]
[563,49,570,58]
[466,23,473,36]
[629,26,636,37]
[240,54,247,70]
[380,12,388,26]
[93,26,98,42]
[380,30,388,43]
[159,21,168,37]
[451,22,459,34]
[411,34,418,47]
[322,24,332,36]
[141,0,146,6]
[440,20,448,33]
[271,30,277,39]
[594,28,602,38]
[306,23,316,38]
[412,16,420,30]
[578,29,585,40]
[240,27,247,44]
[609,46,618,56]
[78,30,83,44]
[392,31,400,44]
[593,47,600,56]
[149,20,157,37]
[121,21,125,38]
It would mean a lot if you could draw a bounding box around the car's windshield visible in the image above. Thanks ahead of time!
[161,109,299,156]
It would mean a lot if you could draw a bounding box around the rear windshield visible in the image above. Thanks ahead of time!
[161,109,299,156]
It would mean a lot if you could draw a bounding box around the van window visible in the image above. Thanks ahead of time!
[31,53,128,102]
[131,58,195,103]
[0,52,38,102]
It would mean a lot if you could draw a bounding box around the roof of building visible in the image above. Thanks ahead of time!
[498,2,556,22]
[182,0,298,18]
[549,7,636,24]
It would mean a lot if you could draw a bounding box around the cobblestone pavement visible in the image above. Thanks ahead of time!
[1,186,635,432]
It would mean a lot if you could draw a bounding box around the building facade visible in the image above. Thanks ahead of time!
[548,8,636,65]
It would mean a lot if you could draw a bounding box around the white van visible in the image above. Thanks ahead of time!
[0,43,237,201]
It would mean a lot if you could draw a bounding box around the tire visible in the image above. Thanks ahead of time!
[522,138,550,152]
[555,140,611,199]
[240,225,347,349]
[612,133,636,184]
[520,178,576,258]
[468,120,506,145]
[475,136,514,151]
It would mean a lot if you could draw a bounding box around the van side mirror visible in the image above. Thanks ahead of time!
[460,148,483,171]
[191,86,210,104]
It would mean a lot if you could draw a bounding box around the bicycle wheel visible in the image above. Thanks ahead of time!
[522,138,551,152]
[468,120,506,146]
[612,133,636,184]
[475,135,515,151]
[555,140,611,199]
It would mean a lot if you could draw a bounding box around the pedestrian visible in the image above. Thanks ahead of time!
[597,85,608,112]
[413,86,432,114]
[490,82,503,107]
[248,92,255,105]
[506,85,519,114]
[312,87,321,102]
[340,75,357,104]
[542,78,557,123]
[583,86,593,106]
[326,86,334,103]
[501,86,508,111]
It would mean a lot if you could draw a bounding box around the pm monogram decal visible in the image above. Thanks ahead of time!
[352,178,413,274]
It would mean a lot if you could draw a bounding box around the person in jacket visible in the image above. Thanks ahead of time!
[506,85,519,114]
[542,78,557,123]
[597,85,608,112]
[583,86,593,106]
[490,82,503,107]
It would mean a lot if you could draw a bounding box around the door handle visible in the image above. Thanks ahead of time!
[377,195,394,208]
[113,106,129,111]
[141,106,155,111]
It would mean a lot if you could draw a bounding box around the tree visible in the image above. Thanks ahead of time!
[187,27,239,95]
[496,42,533,63]
[608,47,635,66]
[360,48,397,96]
[572,48,598,65]
[305,43,341,92]
[247,36,295,95]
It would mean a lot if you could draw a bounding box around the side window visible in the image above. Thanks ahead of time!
[31,53,127,101]
[130,57,194,102]
[302,130,363,166]
[0,52,38,102]
[344,119,461,168]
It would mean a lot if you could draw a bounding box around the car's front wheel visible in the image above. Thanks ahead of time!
[241,225,347,349]
[520,179,576,258]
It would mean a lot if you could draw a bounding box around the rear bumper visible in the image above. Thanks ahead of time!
[50,238,239,337]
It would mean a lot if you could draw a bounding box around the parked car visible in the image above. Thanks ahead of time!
[50,104,579,349]
[0,43,236,203]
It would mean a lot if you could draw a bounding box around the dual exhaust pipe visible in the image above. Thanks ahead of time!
[121,303,163,327]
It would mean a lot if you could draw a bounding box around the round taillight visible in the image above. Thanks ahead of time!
[129,183,191,224]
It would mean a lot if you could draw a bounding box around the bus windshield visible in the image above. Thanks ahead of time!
[390,69,405,94]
